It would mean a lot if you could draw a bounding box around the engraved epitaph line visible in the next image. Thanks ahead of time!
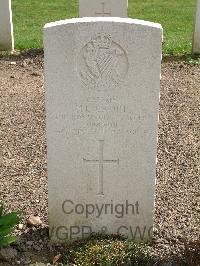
[83,140,119,195]
[95,2,111,16]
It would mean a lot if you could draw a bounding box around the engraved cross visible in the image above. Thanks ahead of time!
[95,2,111,16]
[83,140,119,195]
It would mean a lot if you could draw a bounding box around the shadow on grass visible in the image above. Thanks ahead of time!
[0,49,199,64]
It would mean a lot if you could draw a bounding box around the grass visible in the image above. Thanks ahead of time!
[12,0,196,55]
[129,0,196,55]
[12,0,77,49]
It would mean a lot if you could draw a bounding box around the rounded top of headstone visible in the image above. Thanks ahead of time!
[44,17,162,31]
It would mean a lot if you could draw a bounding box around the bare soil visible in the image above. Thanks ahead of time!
[0,51,199,265]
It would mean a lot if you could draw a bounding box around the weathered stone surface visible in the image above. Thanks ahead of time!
[79,0,128,18]
[44,17,162,241]
[193,0,200,53]
[0,0,14,51]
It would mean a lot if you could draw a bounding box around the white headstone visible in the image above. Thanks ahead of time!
[79,0,128,18]
[44,17,162,242]
[193,0,200,53]
[0,0,14,51]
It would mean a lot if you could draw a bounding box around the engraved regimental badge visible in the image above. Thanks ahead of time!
[78,34,128,89]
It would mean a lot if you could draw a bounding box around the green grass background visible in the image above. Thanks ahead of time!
[12,0,196,54]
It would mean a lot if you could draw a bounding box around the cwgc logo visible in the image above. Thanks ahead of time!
[78,34,128,88]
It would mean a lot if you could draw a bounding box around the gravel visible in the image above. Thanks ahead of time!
[0,52,199,265]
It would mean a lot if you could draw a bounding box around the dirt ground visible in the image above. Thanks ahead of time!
[0,51,199,265]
